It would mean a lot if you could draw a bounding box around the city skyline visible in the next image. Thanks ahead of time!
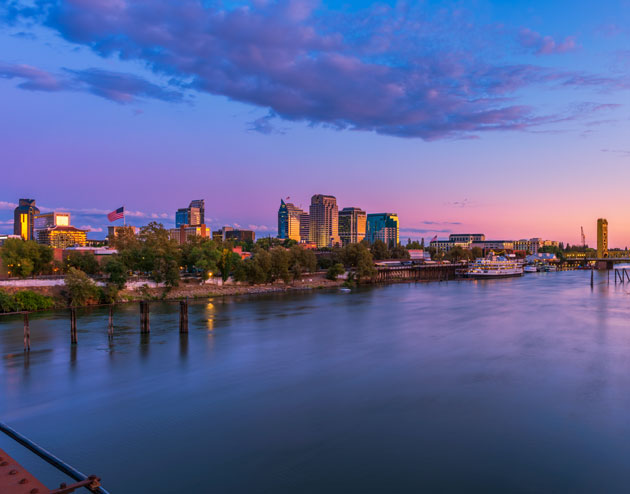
[3,1,630,245]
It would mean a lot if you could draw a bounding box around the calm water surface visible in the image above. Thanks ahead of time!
[2,271,630,492]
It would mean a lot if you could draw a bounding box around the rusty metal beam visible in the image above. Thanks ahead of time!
[0,447,50,494]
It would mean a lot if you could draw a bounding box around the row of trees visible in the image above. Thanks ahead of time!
[2,222,434,290]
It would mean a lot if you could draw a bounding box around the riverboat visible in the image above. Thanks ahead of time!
[524,265,538,273]
[466,255,524,279]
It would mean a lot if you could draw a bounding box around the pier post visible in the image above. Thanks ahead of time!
[179,299,188,334]
[70,308,77,345]
[23,313,30,352]
[590,268,594,288]
[108,305,114,337]
[140,301,150,334]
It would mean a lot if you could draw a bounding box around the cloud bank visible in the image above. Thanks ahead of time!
[2,0,627,139]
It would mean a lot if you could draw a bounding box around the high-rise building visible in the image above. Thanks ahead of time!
[13,199,40,241]
[189,200,205,225]
[309,195,340,248]
[278,199,305,241]
[299,212,310,242]
[366,213,399,247]
[34,212,70,231]
[176,200,205,227]
[339,207,367,246]
[597,218,608,258]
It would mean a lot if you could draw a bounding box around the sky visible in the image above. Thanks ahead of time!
[1,0,630,246]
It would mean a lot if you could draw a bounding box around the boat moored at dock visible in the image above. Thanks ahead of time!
[466,255,524,279]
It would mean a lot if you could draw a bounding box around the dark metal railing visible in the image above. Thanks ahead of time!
[0,421,111,494]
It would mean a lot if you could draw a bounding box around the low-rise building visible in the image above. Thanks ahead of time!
[37,225,88,248]
[170,225,211,244]
[471,240,515,253]
[225,229,255,243]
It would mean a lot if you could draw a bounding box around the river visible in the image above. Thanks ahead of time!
[2,270,630,492]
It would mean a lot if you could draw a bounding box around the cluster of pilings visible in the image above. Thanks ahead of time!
[373,264,460,283]
[19,299,191,352]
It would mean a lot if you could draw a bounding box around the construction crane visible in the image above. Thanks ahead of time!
[581,226,586,248]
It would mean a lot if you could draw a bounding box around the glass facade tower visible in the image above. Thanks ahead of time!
[366,213,399,248]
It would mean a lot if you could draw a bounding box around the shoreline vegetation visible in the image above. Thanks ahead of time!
[0,221,429,314]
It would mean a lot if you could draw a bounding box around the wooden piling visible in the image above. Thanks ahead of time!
[590,268,594,288]
[23,313,30,352]
[108,305,114,337]
[179,299,188,334]
[140,301,150,333]
[70,308,77,345]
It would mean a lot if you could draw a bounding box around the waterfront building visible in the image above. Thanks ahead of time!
[36,225,88,248]
[449,234,485,244]
[13,199,40,241]
[366,213,399,247]
[309,195,340,248]
[470,240,515,254]
[278,199,306,241]
[170,225,210,244]
[339,207,367,246]
[597,218,608,258]
[176,199,205,227]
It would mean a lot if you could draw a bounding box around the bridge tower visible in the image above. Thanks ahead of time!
[597,218,608,258]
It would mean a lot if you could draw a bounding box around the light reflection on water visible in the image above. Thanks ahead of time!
[2,271,630,492]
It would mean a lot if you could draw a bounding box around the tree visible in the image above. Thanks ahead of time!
[182,238,220,280]
[237,248,272,284]
[288,246,316,281]
[471,247,483,259]
[370,239,389,260]
[391,244,410,259]
[64,251,100,275]
[406,240,422,249]
[445,246,472,262]
[217,248,242,282]
[0,238,53,278]
[139,222,181,287]
[103,256,128,289]
[326,263,345,280]
[64,268,100,306]
[270,247,292,283]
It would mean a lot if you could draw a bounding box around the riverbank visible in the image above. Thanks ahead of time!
[0,275,346,314]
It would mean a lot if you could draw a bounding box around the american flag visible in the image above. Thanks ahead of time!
[431,235,438,242]
[107,207,124,222]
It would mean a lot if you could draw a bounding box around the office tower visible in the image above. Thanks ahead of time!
[339,207,367,246]
[278,199,305,241]
[299,212,310,242]
[597,218,608,258]
[176,200,205,227]
[366,213,399,248]
[309,195,340,248]
[13,199,40,241]
[189,200,205,225]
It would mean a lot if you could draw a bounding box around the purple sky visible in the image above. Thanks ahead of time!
[2,1,630,246]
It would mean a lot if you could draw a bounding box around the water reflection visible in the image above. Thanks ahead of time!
[3,272,630,492]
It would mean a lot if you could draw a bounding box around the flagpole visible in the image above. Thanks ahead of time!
[123,205,126,227]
